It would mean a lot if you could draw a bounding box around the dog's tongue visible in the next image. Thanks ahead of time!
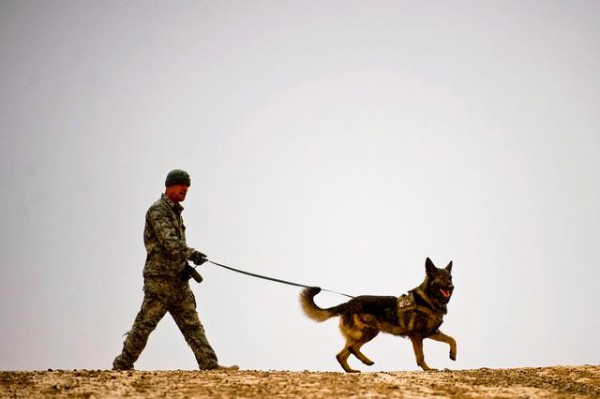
[440,289,451,299]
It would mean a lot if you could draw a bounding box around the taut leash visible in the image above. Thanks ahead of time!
[207,260,355,299]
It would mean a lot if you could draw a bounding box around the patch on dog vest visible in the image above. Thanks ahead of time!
[397,293,416,310]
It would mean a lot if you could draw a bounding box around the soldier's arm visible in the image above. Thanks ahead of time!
[147,207,196,261]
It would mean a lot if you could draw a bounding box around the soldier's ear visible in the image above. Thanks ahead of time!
[425,257,436,277]
[446,261,453,272]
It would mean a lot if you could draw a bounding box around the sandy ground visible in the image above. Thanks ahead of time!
[1,365,598,398]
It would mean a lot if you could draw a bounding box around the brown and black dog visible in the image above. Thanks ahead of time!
[300,258,456,372]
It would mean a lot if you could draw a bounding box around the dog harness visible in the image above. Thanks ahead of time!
[397,289,441,333]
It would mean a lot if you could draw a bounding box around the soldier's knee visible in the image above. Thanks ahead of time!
[182,321,204,336]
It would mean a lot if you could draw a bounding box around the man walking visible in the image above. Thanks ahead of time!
[113,169,237,371]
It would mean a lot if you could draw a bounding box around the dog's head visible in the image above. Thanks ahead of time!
[425,257,454,304]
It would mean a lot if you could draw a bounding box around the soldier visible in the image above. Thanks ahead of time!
[113,169,237,371]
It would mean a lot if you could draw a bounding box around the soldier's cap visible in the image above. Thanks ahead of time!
[165,169,191,187]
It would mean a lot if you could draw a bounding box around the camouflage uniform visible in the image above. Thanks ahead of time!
[113,194,219,370]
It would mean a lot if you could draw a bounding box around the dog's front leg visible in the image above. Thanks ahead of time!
[409,336,433,371]
[428,330,457,361]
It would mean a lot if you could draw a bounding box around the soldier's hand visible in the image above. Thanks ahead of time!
[191,251,208,266]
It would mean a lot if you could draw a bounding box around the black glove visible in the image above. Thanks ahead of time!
[190,251,208,266]
[181,264,203,283]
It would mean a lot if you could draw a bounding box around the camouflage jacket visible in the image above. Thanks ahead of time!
[142,194,197,278]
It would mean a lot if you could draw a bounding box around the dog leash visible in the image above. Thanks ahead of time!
[207,259,355,299]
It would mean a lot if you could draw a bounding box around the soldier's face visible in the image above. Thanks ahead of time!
[165,184,189,203]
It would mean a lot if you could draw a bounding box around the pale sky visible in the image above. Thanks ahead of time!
[1,0,599,372]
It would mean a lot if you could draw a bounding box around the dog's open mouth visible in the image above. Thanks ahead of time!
[440,289,452,299]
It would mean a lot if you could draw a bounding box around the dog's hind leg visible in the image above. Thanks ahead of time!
[349,345,374,366]
[409,336,435,371]
[336,344,359,373]
[348,330,378,366]
[427,330,457,361]
[337,320,364,373]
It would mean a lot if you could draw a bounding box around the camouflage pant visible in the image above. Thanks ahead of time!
[113,277,218,370]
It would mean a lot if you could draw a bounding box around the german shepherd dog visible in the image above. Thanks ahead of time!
[300,258,456,373]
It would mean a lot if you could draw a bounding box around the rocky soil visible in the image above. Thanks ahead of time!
[1,365,598,398]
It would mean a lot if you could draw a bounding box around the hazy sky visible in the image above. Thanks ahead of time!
[1,1,599,372]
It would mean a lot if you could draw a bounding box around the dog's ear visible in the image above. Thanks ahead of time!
[425,257,436,277]
[446,261,453,272]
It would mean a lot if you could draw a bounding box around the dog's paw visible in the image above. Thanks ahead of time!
[450,350,457,361]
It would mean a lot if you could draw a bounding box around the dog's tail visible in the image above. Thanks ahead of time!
[300,287,345,322]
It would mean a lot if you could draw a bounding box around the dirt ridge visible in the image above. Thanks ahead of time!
[1,365,598,398]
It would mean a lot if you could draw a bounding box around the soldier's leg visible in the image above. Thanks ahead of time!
[113,292,168,370]
[170,285,219,370]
